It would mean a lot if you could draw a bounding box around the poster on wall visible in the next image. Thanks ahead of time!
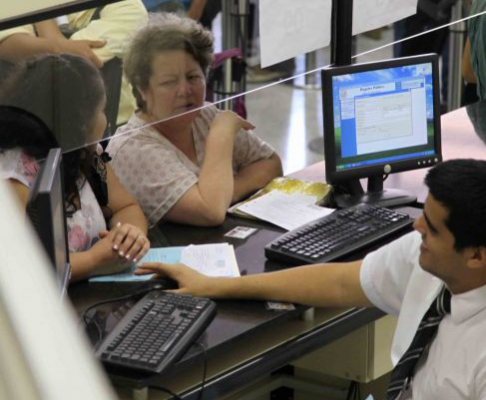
[353,0,418,35]
[259,0,332,68]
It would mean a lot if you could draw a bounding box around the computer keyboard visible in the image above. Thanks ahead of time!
[265,204,414,265]
[95,291,217,375]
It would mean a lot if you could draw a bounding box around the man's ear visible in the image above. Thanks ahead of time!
[465,247,486,269]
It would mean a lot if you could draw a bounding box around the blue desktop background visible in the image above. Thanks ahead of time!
[330,62,437,171]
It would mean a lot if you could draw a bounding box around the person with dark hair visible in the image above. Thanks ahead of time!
[107,13,282,227]
[0,0,148,125]
[135,159,486,399]
[0,54,150,282]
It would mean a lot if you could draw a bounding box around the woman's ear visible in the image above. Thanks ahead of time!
[137,86,146,102]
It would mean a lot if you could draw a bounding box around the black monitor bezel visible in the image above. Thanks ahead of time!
[26,148,71,297]
[321,53,442,185]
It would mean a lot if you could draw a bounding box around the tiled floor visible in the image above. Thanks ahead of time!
[234,28,395,175]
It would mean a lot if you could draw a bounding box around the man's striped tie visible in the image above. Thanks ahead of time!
[385,285,451,400]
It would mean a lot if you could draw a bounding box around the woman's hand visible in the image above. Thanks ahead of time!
[87,232,133,276]
[134,262,216,297]
[100,222,150,263]
[70,223,150,280]
[210,110,255,137]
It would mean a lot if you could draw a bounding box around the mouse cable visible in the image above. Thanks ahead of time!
[148,385,183,400]
[194,342,208,400]
[80,286,164,342]
[149,341,208,400]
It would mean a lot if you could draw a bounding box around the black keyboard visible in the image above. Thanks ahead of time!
[95,291,216,375]
[265,204,414,265]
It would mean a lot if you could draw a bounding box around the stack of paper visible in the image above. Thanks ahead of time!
[236,191,334,231]
[89,243,240,282]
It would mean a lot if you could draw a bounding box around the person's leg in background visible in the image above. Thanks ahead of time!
[200,0,221,29]
[398,11,450,110]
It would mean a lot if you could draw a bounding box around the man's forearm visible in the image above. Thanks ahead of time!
[209,261,372,308]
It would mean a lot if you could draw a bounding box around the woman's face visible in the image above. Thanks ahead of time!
[84,96,107,154]
[92,96,107,143]
[139,50,206,127]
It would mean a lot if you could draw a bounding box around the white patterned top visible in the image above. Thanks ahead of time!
[107,103,275,227]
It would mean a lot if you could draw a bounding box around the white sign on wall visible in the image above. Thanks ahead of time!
[259,0,418,68]
[259,0,332,68]
[353,0,418,35]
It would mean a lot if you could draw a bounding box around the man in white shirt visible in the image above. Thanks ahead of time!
[135,159,486,400]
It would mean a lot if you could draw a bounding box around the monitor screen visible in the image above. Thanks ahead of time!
[27,148,71,297]
[322,54,442,208]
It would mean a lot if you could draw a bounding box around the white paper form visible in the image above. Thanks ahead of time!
[238,191,334,231]
[89,244,240,282]
[181,244,240,277]
[259,0,332,68]
[353,0,417,35]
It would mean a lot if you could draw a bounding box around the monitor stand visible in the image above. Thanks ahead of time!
[333,176,417,209]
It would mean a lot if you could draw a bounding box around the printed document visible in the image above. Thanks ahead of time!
[237,191,334,231]
[89,243,240,282]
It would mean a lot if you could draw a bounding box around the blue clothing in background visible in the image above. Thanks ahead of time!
[142,0,191,13]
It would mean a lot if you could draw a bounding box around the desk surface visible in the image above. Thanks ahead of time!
[70,212,386,399]
[69,102,483,399]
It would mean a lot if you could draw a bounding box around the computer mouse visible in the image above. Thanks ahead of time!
[150,278,179,291]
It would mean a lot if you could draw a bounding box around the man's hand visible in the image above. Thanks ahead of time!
[135,262,217,297]
[53,37,105,68]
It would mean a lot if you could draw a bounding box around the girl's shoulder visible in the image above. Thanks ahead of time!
[0,148,40,188]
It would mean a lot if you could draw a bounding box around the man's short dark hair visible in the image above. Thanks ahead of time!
[425,159,486,251]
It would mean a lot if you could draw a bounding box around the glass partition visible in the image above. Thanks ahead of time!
[0,6,483,151]
[1,0,486,241]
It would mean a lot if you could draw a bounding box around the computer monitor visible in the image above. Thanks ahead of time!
[26,148,71,297]
[322,54,442,208]
[0,179,118,400]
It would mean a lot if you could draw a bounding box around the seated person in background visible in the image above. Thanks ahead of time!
[0,0,148,125]
[136,159,486,400]
[0,54,150,282]
[107,13,282,227]
[463,0,486,100]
